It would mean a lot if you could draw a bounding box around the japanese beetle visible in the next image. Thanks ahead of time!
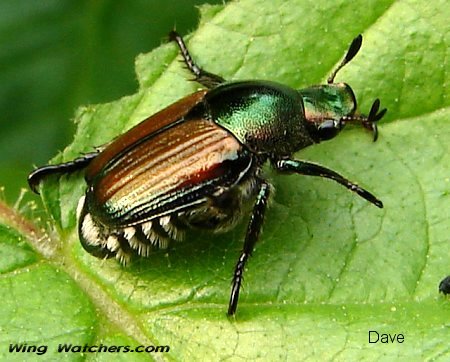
[28,31,386,316]
[439,276,450,295]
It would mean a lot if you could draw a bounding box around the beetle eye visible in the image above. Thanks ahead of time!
[317,120,341,140]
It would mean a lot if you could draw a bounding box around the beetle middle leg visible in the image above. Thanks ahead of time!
[169,30,226,88]
[274,159,383,208]
[228,180,271,316]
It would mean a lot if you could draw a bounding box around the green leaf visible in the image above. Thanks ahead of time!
[3,0,450,360]
[0,0,221,203]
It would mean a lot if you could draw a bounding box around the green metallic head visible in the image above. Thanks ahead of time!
[299,82,386,143]
[298,34,386,143]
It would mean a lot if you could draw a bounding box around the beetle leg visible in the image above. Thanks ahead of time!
[228,180,271,316]
[28,151,99,194]
[169,30,226,88]
[274,159,383,208]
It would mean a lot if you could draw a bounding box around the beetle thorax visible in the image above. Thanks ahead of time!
[203,81,315,156]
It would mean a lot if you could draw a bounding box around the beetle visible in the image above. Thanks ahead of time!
[28,31,386,316]
[439,276,450,295]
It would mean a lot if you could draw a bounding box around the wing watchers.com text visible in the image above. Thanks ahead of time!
[9,343,170,355]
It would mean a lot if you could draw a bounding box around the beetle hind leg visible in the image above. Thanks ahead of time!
[28,151,99,194]
[228,180,272,316]
[169,30,226,88]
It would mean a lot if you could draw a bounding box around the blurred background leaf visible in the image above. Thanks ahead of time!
[0,0,223,203]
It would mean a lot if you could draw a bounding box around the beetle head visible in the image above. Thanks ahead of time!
[300,83,386,143]
[301,34,386,143]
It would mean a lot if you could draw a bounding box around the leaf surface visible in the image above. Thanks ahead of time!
[2,0,449,360]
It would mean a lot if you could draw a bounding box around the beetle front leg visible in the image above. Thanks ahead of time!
[228,180,271,316]
[169,30,226,89]
[274,159,383,208]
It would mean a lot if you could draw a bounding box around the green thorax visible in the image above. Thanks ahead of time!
[204,81,314,156]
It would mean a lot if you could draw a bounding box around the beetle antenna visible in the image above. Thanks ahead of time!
[364,99,387,141]
[341,98,387,142]
[328,34,363,84]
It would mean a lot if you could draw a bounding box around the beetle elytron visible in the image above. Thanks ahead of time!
[29,31,386,315]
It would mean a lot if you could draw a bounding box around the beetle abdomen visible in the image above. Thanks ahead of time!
[78,118,257,263]
[77,195,185,264]
[77,174,259,264]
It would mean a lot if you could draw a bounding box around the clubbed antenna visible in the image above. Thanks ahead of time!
[342,98,387,142]
[365,99,387,141]
[328,34,363,84]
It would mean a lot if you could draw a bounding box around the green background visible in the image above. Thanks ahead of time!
[1,0,449,360]
[0,0,222,203]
